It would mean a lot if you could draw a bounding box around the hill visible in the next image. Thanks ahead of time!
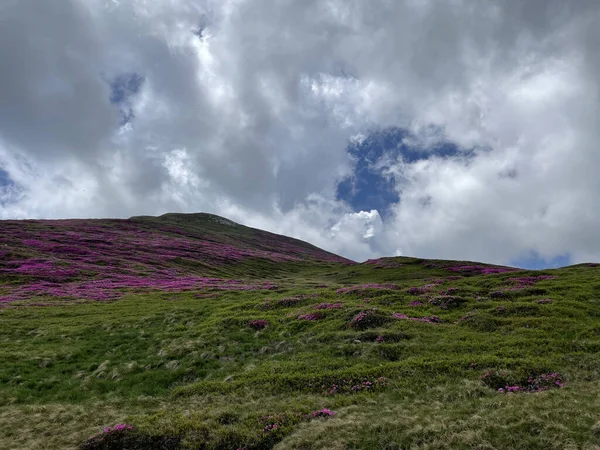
[1,213,599,449]
[0,213,351,304]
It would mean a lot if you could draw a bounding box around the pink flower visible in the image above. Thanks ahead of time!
[312,408,335,417]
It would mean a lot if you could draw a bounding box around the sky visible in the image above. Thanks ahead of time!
[0,0,599,268]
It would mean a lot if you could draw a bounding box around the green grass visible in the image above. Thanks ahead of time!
[2,247,600,448]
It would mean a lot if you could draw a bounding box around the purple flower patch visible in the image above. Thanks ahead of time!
[482,369,565,393]
[83,423,134,448]
[297,313,322,321]
[322,376,389,396]
[312,408,335,418]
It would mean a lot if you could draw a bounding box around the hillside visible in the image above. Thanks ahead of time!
[1,213,599,449]
[0,213,351,305]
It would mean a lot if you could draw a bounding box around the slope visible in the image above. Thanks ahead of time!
[0,213,351,305]
[0,214,599,450]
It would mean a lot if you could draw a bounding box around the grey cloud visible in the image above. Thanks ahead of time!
[1,0,600,265]
[0,0,118,159]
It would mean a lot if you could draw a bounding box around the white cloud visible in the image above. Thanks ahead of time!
[1,0,600,265]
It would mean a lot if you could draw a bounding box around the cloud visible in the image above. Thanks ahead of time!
[0,0,599,266]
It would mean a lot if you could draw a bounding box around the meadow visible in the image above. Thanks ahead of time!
[1,213,599,449]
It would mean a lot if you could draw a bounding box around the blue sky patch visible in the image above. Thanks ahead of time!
[336,127,464,217]
[0,167,17,207]
[109,73,144,125]
[0,168,13,188]
[510,251,571,270]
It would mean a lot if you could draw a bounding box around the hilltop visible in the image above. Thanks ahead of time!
[0,213,599,449]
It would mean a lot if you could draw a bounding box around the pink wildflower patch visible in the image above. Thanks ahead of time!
[407,286,433,296]
[297,313,322,321]
[499,275,557,292]
[312,408,335,418]
[347,310,389,330]
[84,423,134,448]
[322,376,389,396]
[262,423,280,433]
[482,369,565,393]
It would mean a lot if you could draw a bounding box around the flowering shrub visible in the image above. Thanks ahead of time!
[481,369,565,393]
[440,287,460,295]
[262,423,280,433]
[297,313,322,321]
[312,408,335,418]
[392,312,441,324]
[497,386,521,393]
[375,335,384,343]
[458,313,476,322]
[259,413,292,436]
[428,296,464,309]
[81,424,136,449]
[314,302,343,310]
[262,294,320,309]
[248,319,269,330]
[485,276,558,296]
[276,296,303,307]
[347,310,390,330]
[322,377,389,395]
[480,369,516,390]
[407,284,438,296]
[0,275,280,304]
[525,372,566,391]
[407,287,425,296]
[408,301,424,306]
[507,275,556,285]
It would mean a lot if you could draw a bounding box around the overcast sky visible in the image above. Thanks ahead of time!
[1,0,599,267]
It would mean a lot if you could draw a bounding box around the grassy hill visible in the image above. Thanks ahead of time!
[1,213,599,449]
